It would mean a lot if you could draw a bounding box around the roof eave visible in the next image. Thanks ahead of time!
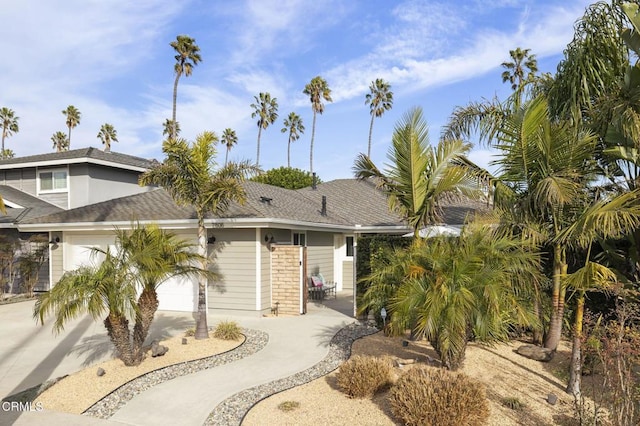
[0,157,149,172]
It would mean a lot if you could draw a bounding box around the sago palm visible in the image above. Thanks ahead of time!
[139,132,257,339]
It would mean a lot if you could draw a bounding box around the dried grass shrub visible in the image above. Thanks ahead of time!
[212,320,242,340]
[336,355,392,398]
[389,365,489,426]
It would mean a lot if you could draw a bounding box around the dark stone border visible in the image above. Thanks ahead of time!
[205,322,379,426]
[83,329,268,419]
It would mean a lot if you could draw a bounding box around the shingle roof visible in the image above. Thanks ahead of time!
[0,147,157,170]
[0,185,63,225]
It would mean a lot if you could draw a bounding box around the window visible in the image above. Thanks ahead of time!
[346,236,354,257]
[39,170,67,192]
[293,232,306,246]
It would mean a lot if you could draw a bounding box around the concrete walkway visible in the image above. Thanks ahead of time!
[2,292,356,425]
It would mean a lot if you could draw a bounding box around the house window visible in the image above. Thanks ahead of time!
[39,170,68,192]
[293,232,306,246]
[346,236,354,257]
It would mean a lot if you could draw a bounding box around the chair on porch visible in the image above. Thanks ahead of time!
[308,274,337,300]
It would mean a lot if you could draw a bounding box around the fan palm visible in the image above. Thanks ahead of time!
[139,132,257,339]
[163,119,181,138]
[354,107,482,233]
[281,112,304,167]
[62,105,81,148]
[365,79,393,157]
[250,92,278,166]
[97,123,118,152]
[51,131,69,152]
[34,223,207,366]
[501,48,538,105]
[383,224,540,370]
[170,35,201,140]
[0,107,19,154]
[303,76,332,174]
[221,128,238,166]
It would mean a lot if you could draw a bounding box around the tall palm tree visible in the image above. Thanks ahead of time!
[0,107,19,154]
[250,92,278,166]
[501,47,538,102]
[303,76,333,174]
[170,35,201,140]
[354,107,482,233]
[62,105,81,148]
[365,79,393,157]
[163,119,180,138]
[139,132,257,339]
[51,131,69,152]
[97,123,118,152]
[34,223,207,366]
[281,112,304,167]
[221,128,238,166]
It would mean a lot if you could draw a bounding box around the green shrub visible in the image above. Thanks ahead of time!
[389,366,489,426]
[501,396,524,411]
[277,401,300,412]
[184,327,195,337]
[336,355,392,398]
[213,320,242,340]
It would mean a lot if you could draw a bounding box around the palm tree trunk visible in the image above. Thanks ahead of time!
[194,215,209,339]
[310,112,317,174]
[566,293,585,397]
[67,125,72,149]
[256,127,262,166]
[225,148,229,166]
[132,286,159,363]
[172,72,181,140]
[368,114,375,157]
[104,313,136,366]
[1,129,6,153]
[545,244,567,350]
[287,137,291,168]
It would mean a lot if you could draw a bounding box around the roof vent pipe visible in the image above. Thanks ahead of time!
[321,195,327,216]
[312,172,317,190]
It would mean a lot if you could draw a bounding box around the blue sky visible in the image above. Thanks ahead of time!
[0,0,593,180]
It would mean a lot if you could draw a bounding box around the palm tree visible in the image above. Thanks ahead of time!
[303,76,333,174]
[97,123,118,152]
[0,107,19,153]
[365,79,393,157]
[221,128,238,166]
[370,224,540,370]
[250,92,278,166]
[139,132,257,339]
[354,107,482,233]
[34,223,207,366]
[62,105,81,148]
[556,190,640,396]
[170,35,201,140]
[281,112,304,167]
[501,47,538,103]
[51,131,69,152]
[163,119,180,138]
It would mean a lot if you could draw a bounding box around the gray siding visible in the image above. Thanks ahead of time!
[307,231,333,281]
[1,168,37,196]
[50,235,63,286]
[342,260,354,290]
[260,230,271,310]
[39,192,68,209]
[208,228,257,311]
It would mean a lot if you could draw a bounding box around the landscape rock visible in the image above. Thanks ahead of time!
[96,368,105,377]
[151,340,169,357]
[547,393,558,405]
[515,344,554,362]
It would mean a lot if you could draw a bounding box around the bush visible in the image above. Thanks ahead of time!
[213,320,242,340]
[389,366,489,426]
[336,355,392,398]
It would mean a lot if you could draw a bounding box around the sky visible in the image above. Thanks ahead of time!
[0,0,595,181]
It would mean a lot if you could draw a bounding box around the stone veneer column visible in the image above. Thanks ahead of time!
[270,245,303,315]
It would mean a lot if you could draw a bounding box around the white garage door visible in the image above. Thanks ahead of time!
[64,233,197,313]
